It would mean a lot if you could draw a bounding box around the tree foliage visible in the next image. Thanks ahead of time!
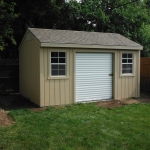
[0,0,18,51]
[1,0,150,57]
[66,0,150,56]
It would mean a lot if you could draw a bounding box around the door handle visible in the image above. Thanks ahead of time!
[109,74,113,76]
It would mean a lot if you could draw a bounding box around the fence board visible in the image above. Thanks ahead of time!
[0,59,19,93]
[140,57,150,92]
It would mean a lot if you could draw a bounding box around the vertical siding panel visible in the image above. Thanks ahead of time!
[117,51,121,99]
[27,41,31,98]
[30,40,34,101]
[50,80,55,105]
[121,77,124,99]
[32,41,34,98]
[124,77,126,98]
[65,79,70,104]
[69,50,73,103]
[132,77,136,97]
[125,77,129,98]
[60,80,65,105]
[134,52,137,97]
[128,77,132,97]
[55,80,60,105]
[137,51,140,97]
[44,49,49,106]
[30,40,33,100]
[113,52,117,100]
[115,51,117,99]
[34,41,41,105]
[37,44,41,105]
[40,48,45,106]
[33,41,36,101]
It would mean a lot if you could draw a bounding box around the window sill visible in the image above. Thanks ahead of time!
[48,76,69,80]
[120,74,135,77]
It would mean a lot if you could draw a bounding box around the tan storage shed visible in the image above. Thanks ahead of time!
[19,28,143,107]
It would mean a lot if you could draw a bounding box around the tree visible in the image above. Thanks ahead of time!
[67,0,150,56]
[1,0,150,57]
[0,0,18,51]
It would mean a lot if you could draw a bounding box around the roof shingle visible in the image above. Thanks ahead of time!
[28,28,142,48]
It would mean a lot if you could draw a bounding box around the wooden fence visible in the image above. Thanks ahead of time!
[140,57,150,92]
[0,59,19,93]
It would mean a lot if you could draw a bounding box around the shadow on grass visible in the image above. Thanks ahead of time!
[0,94,38,111]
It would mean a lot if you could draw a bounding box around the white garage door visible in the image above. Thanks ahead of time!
[75,53,112,102]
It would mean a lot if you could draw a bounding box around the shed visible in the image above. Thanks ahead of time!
[19,28,143,107]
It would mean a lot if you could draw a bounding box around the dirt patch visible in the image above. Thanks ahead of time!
[31,107,47,112]
[0,94,41,127]
[97,97,150,109]
[0,109,15,127]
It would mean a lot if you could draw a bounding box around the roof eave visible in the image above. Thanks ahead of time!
[40,43,143,50]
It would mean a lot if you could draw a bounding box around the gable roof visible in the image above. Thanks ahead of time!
[27,28,143,50]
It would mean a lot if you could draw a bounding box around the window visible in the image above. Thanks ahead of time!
[122,53,133,74]
[51,52,66,76]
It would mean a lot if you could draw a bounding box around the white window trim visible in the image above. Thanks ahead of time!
[48,50,69,79]
[120,52,135,77]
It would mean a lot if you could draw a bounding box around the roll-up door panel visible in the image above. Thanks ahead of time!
[75,53,112,102]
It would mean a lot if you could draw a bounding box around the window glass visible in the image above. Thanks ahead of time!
[128,59,132,63]
[59,58,65,63]
[122,53,133,74]
[59,65,65,69]
[51,52,58,57]
[59,52,65,57]
[51,52,66,76]
[59,70,65,75]
[122,59,127,63]
[51,58,58,63]
[128,54,132,58]
[122,54,127,58]
[52,70,58,76]
[51,65,58,69]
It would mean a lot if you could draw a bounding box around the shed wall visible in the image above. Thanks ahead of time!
[39,48,74,107]
[19,32,40,105]
[114,50,140,99]
[40,48,140,106]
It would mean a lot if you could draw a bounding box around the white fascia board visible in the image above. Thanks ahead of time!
[40,43,143,50]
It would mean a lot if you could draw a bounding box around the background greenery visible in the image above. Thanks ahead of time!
[1,0,150,58]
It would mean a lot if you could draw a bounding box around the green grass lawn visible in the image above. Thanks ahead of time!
[0,103,150,150]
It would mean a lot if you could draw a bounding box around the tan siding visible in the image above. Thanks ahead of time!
[137,51,140,97]
[65,79,70,104]
[132,76,135,97]
[128,77,133,97]
[60,80,65,105]
[49,80,55,105]
[134,52,137,97]
[19,31,40,106]
[69,50,74,103]
[39,48,45,106]
[133,52,137,97]
[115,50,139,100]
[125,77,129,98]
[113,53,116,99]
[54,80,59,105]
[44,49,49,106]
[117,51,122,99]
[40,48,72,106]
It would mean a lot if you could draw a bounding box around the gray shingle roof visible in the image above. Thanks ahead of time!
[28,28,142,48]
